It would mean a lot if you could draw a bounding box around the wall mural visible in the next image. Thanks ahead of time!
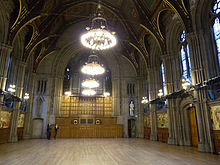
[157,113,168,128]
[144,115,151,128]
[0,111,11,128]
[211,106,220,130]
[17,114,25,128]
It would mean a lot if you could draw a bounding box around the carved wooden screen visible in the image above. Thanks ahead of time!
[61,95,112,117]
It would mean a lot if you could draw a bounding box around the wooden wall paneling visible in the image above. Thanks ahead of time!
[144,127,151,139]
[157,128,168,143]
[17,127,24,140]
[213,130,220,154]
[0,128,9,144]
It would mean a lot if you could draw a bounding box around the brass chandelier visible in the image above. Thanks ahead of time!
[80,2,116,50]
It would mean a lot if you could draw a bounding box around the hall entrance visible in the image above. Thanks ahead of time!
[128,119,135,138]
[188,107,198,147]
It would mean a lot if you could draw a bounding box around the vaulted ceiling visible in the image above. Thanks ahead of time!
[8,0,191,73]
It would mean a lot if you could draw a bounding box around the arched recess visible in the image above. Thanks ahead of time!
[0,0,14,43]
[177,97,196,146]
[35,97,44,116]
[191,0,211,32]
[10,0,20,29]
[12,26,31,59]
[158,9,177,42]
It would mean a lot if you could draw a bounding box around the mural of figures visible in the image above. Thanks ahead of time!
[0,111,12,128]
[17,114,25,128]
[144,115,151,128]
[211,106,220,130]
[129,100,134,116]
[157,113,168,128]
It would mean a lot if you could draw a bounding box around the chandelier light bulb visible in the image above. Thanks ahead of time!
[82,79,99,88]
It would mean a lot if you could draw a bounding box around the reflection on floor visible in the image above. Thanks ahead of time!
[0,138,219,165]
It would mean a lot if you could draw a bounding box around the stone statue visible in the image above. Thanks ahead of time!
[129,100,134,116]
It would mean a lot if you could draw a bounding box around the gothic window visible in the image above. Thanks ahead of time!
[213,0,220,14]
[161,62,166,95]
[179,30,192,82]
[212,0,220,66]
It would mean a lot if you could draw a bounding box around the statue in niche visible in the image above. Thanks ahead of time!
[129,100,135,117]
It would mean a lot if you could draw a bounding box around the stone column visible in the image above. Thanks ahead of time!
[8,60,26,142]
[112,76,121,117]
[148,68,157,141]
[186,32,214,153]
[0,43,12,102]
[161,54,177,144]
[136,76,144,138]
[23,73,36,139]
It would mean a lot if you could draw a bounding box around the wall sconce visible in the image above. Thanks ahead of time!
[24,93,29,100]
[141,97,148,104]
[182,78,191,90]
[158,89,163,97]
[8,84,16,93]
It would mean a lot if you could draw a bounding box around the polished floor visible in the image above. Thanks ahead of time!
[0,138,220,165]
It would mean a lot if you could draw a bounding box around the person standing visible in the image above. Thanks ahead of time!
[47,124,51,140]
[54,124,59,139]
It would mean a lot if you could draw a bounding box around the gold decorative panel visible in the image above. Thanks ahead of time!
[17,113,25,128]
[144,114,151,128]
[157,113,168,128]
[211,106,220,130]
[0,111,11,128]
[60,95,112,117]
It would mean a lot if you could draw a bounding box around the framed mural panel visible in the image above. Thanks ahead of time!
[211,106,220,130]
[0,111,11,128]
[157,113,168,128]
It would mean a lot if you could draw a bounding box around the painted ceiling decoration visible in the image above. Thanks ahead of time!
[8,0,191,73]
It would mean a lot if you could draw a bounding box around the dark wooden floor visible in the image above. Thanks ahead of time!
[0,138,219,165]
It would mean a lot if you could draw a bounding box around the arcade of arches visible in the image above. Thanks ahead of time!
[0,0,220,164]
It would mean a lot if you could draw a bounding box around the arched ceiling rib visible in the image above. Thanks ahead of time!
[8,0,192,73]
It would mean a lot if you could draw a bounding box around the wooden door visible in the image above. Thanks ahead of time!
[188,107,198,147]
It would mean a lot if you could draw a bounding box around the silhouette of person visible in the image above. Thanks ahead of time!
[54,124,59,139]
[47,124,51,140]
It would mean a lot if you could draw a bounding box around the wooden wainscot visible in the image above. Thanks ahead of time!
[0,128,9,144]
[144,127,151,139]
[213,130,220,154]
[157,128,169,143]
[51,117,123,138]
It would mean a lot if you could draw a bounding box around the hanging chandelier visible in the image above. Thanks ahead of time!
[80,3,117,50]
[82,79,100,88]
[82,88,96,96]
[81,54,105,75]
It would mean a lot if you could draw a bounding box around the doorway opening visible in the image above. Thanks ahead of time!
[128,119,135,138]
